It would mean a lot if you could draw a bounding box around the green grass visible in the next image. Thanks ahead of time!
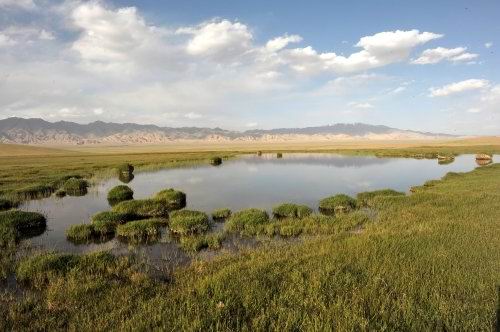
[272,203,312,219]
[212,208,231,221]
[112,199,169,218]
[1,164,500,330]
[169,210,210,235]
[154,188,186,210]
[117,163,135,173]
[356,189,406,207]
[66,224,96,244]
[210,156,222,166]
[225,208,270,235]
[107,185,134,206]
[91,211,138,224]
[319,194,357,215]
[62,178,88,196]
[179,233,224,252]
[116,219,166,243]
[0,210,46,247]
[0,198,15,211]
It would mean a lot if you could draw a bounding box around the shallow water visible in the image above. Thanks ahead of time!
[19,153,491,259]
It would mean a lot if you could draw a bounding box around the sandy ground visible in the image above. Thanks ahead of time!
[1,136,499,156]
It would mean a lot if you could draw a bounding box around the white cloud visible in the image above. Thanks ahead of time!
[265,34,302,52]
[179,20,253,59]
[412,47,478,64]
[429,79,490,97]
[39,29,55,40]
[485,42,493,49]
[391,86,406,94]
[93,108,104,115]
[348,102,374,109]
[245,122,258,128]
[281,29,442,74]
[0,33,16,47]
[184,112,203,119]
[466,108,481,113]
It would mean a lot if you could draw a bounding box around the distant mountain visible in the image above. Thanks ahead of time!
[0,117,456,145]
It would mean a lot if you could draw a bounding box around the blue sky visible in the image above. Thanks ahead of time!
[0,0,499,134]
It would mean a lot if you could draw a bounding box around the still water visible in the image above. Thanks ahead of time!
[19,153,487,261]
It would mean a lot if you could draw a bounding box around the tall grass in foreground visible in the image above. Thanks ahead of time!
[2,164,500,330]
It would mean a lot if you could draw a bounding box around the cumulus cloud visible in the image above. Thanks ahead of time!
[429,79,490,97]
[412,47,478,64]
[485,42,493,49]
[265,34,302,52]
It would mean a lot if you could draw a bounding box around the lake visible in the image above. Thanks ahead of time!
[19,153,491,264]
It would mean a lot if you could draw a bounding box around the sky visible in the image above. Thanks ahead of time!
[0,0,499,135]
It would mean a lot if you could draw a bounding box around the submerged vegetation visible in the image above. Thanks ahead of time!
[169,210,210,235]
[107,185,134,206]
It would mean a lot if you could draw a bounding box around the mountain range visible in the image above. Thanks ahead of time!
[0,117,457,145]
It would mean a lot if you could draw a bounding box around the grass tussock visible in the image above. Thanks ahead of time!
[0,210,46,247]
[112,199,169,218]
[91,211,138,224]
[169,210,209,235]
[117,163,135,174]
[62,178,88,196]
[225,208,270,235]
[179,233,224,252]
[210,156,223,166]
[154,188,186,210]
[356,189,406,207]
[319,194,357,215]
[116,219,166,243]
[0,198,16,211]
[211,208,231,221]
[107,185,134,206]
[272,203,312,219]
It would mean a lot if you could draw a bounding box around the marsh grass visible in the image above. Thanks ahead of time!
[319,194,357,215]
[66,224,96,244]
[169,210,209,235]
[0,198,15,211]
[62,178,88,196]
[112,199,169,218]
[54,189,66,198]
[210,157,223,166]
[356,189,406,207]
[277,152,283,158]
[211,208,231,221]
[116,219,167,243]
[179,233,224,252]
[0,210,46,246]
[107,185,134,206]
[91,211,138,224]
[117,163,135,174]
[272,203,312,219]
[225,208,270,235]
[154,189,186,210]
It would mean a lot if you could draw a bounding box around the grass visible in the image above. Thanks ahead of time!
[272,203,312,219]
[356,189,406,207]
[154,188,186,210]
[210,156,222,166]
[112,199,170,218]
[0,198,15,211]
[0,161,499,330]
[116,219,166,243]
[225,208,270,235]
[169,210,210,235]
[179,233,224,252]
[91,211,138,224]
[319,194,357,215]
[62,178,88,196]
[107,185,134,206]
[277,152,283,158]
[117,163,135,173]
[0,210,46,247]
[212,208,231,221]
[66,224,96,244]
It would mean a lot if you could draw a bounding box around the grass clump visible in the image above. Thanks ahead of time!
[319,194,357,215]
[272,203,313,219]
[117,163,134,173]
[212,208,231,221]
[62,178,88,196]
[91,211,137,224]
[66,224,96,243]
[54,189,66,198]
[0,198,15,211]
[179,233,224,252]
[112,199,169,218]
[0,210,46,246]
[277,152,283,158]
[225,208,270,234]
[155,188,186,210]
[116,219,166,243]
[356,189,406,207]
[169,210,209,235]
[107,185,134,206]
[210,157,222,166]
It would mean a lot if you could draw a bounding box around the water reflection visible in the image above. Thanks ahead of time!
[19,153,490,256]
